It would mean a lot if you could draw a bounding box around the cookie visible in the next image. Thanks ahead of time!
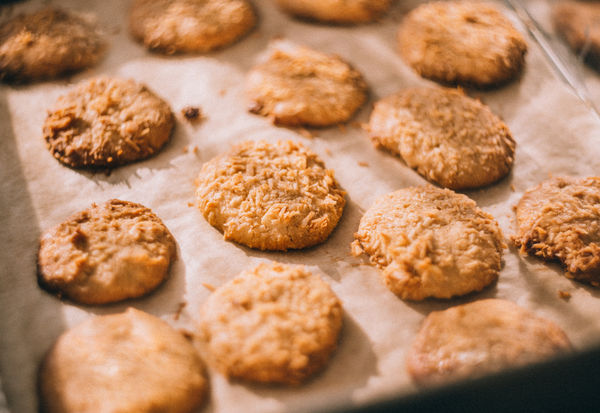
[406,299,572,387]
[129,0,257,54]
[38,308,207,413]
[274,0,393,24]
[43,76,174,169]
[198,262,343,385]
[553,1,600,68]
[368,87,516,190]
[195,140,346,251]
[397,1,527,88]
[0,8,107,83]
[513,176,600,286]
[37,199,177,305]
[246,43,368,127]
[352,186,505,300]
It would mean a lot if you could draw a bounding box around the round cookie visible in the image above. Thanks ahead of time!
[553,1,600,68]
[246,43,368,127]
[198,262,343,385]
[274,0,393,24]
[43,76,174,169]
[368,87,516,190]
[352,186,505,300]
[406,299,572,387]
[0,8,107,83]
[195,140,346,251]
[397,1,528,88]
[37,199,177,305]
[513,176,600,286]
[129,0,257,54]
[38,308,208,413]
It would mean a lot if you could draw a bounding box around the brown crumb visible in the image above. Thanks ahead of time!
[174,302,187,320]
[202,282,216,292]
[511,184,516,192]
[187,202,195,207]
[337,123,347,133]
[325,148,332,156]
[298,128,314,139]
[219,90,226,96]
[358,161,369,167]
[178,328,195,341]
[183,146,189,153]
[192,146,198,154]
[558,290,571,300]
[182,106,202,121]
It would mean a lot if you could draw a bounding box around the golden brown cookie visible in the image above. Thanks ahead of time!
[246,43,368,127]
[274,0,393,24]
[198,262,343,385]
[129,0,257,54]
[513,176,600,286]
[38,308,208,413]
[0,8,107,83]
[553,1,600,68]
[37,199,177,305]
[352,186,505,300]
[406,299,572,387]
[195,140,346,251]
[368,87,516,189]
[43,76,174,169]
[397,1,528,88]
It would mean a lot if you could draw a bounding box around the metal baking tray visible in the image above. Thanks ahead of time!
[2,0,600,412]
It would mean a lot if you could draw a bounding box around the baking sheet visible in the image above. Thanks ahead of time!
[2,0,600,412]
[506,0,600,121]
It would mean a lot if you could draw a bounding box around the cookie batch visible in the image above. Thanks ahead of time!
[195,139,346,251]
[2,0,596,411]
[368,86,516,189]
[43,77,174,169]
[352,186,505,300]
[0,8,107,82]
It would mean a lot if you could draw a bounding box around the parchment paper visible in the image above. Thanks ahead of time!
[2,1,600,412]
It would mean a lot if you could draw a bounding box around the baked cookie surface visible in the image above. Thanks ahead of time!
[513,176,600,286]
[38,308,207,413]
[553,1,600,68]
[246,43,368,127]
[406,299,572,387]
[37,199,177,305]
[0,8,107,83]
[129,0,257,54]
[397,1,527,88]
[274,0,393,24]
[352,186,505,300]
[195,140,346,251]
[368,87,515,189]
[43,76,174,169]
[198,262,343,385]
